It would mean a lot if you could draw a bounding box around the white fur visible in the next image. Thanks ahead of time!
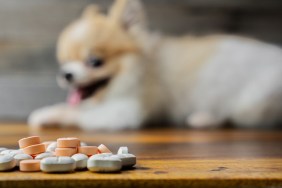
[188,37,282,127]
[28,0,282,130]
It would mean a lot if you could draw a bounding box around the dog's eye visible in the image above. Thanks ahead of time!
[87,57,104,68]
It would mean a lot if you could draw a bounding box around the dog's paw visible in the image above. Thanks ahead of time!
[79,109,142,131]
[186,112,220,129]
[28,107,58,128]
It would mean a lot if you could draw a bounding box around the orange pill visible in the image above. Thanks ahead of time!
[55,148,77,156]
[22,144,45,155]
[19,160,40,172]
[18,136,40,149]
[98,144,112,153]
[57,137,80,148]
[78,146,98,156]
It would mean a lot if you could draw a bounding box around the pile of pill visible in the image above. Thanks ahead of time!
[0,136,136,173]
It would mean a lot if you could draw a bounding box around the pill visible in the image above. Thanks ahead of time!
[80,142,87,146]
[98,144,112,154]
[57,137,80,148]
[71,153,88,170]
[78,146,98,156]
[46,142,57,152]
[40,157,75,173]
[0,148,7,153]
[14,153,33,166]
[0,155,16,171]
[22,144,45,155]
[42,141,55,150]
[87,153,121,172]
[35,152,55,160]
[55,148,77,157]
[19,160,40,172]
[18,136,40,149]
[115,154,136,167]
[1,149,23,157]
[117,147,128,154]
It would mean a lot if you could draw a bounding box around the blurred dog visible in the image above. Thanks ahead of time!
[29,0,282,130]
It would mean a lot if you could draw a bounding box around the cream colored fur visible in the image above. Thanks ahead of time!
[29,0,282,130]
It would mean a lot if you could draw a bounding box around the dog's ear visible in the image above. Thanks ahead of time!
[82,5,101,19]
[109,0,146,30]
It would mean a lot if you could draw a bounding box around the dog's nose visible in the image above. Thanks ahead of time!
[64,73,74,82]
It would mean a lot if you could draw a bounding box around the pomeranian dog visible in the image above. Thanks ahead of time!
[29,0,282,130]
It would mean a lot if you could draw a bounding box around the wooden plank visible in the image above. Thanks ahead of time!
[0,124,281,187]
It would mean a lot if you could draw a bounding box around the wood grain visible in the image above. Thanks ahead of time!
[0,124,281,187]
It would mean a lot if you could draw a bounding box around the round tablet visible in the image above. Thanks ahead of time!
[40,157,75,173]
[71,153,88,170]
[80,142,88,146]
[35,152,55,160]
[14,153,33,166]
[22,144,45,155]
[55,148,77,157]
[57,137,80,148]
[78,146,98,156]
[18,136,40,149]
[115,154,136,167]
[98,144,112,154]
[117,147,128,155]
[0,155,16,171]
[20,160,40,172]
[87,153,121,172]
[46,142,57,152]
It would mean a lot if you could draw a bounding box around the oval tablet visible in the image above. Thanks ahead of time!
[40,157,75,173]
[98,144,112,154]
[57,137,80,148]
[46,142,57,152]
[14,153,33,166]
[71,153,88,170]
[35,152,55,160]
[1,149,23,157]
[20,160,40,172]
[78,146,98,156]
[0,148,7,153]
[55,148,77,157]
[87,153,121,172]
[42,141,55,150]
[18,136,40,149]
[22,144,45,155]
[0,155,16,171]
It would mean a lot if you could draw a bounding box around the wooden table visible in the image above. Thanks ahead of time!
[0,124,281,188]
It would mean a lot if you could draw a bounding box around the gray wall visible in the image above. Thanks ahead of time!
[0,0,282,120]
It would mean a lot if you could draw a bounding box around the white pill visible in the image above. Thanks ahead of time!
[14,153,33,166]
[115,154,136,167]
[87,153,122,172]
[117,147,128,154]
[35,152,55,160]
[40,157,75,173]
[46,142,57,152]
[1,149,23,157]
[0,148,7,153]
[80,142,88,146]
[71,153,88,170]
[0,155,16,171]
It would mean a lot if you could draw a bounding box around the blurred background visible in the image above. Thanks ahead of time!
[0,0,281,121]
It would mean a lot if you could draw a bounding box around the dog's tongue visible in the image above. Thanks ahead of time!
[67,89,82,106]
